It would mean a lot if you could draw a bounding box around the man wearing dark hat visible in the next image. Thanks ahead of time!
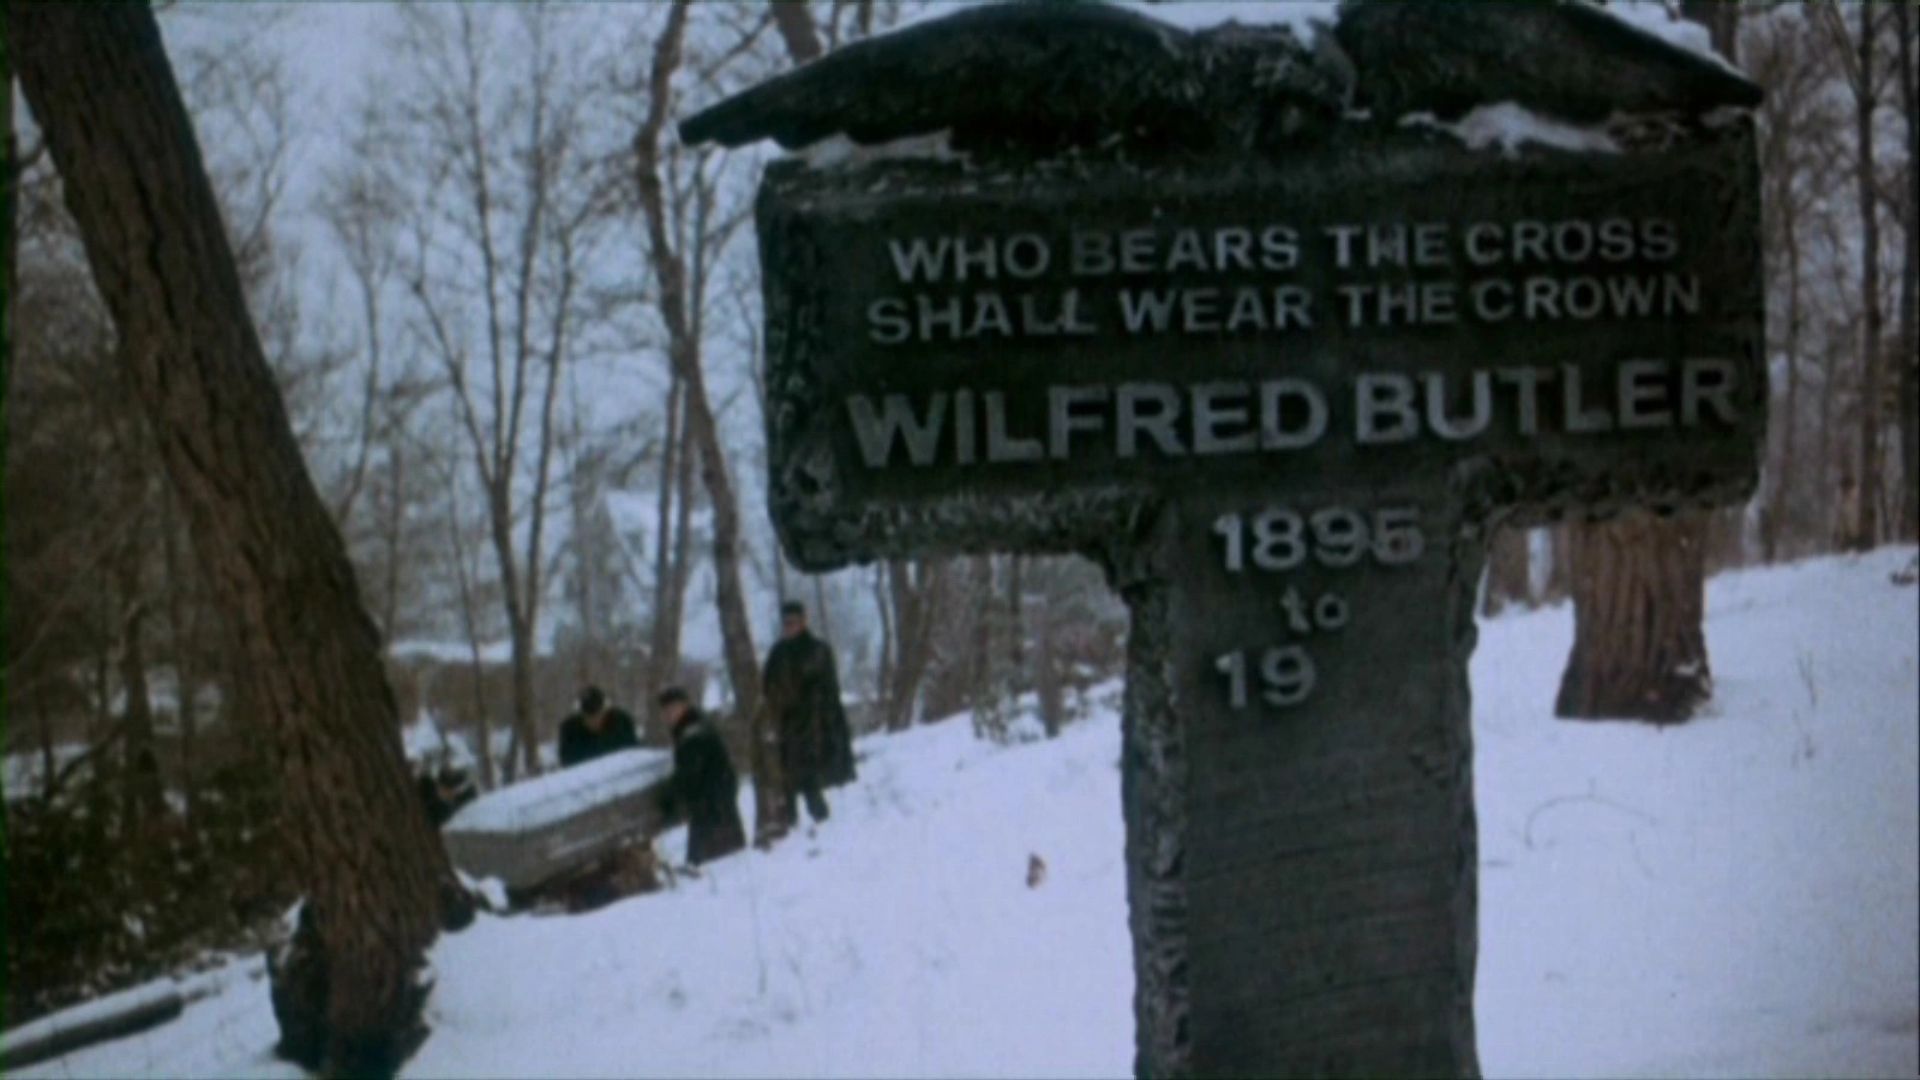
[655,687,746,865]
[558,685,639,768]
[761,600,855,828]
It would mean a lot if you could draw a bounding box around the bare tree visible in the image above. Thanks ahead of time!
[319,104,404,532]
[640,136,750,710]
[1816,0,1888,550]
[13,6,459,1072]
[630,1,764,740]
[1746,5,1848,560]
[1893,2,1918,538]
[385,6,621,779]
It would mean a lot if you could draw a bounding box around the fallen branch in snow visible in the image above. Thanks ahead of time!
[0,979,184,1070]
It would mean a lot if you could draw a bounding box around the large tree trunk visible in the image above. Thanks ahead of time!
[1555,516,1711,722]
[14,7,458,1073]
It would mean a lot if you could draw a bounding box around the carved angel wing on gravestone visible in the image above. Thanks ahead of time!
[680,0,1760,158]
[680,2,1352,157]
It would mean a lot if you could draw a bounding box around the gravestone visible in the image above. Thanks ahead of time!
[692,5,1764,1075]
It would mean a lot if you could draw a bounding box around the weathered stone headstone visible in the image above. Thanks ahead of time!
[691,5,1764,1075]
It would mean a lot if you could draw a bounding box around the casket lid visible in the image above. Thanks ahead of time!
[446,748,672,836]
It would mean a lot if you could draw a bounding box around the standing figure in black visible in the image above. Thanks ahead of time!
[655,687,747,866]
[558,685,639,768]
[762,601,855,828]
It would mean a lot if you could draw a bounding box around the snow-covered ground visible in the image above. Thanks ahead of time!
[16,549,1917,1078]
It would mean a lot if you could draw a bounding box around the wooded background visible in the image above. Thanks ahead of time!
[4,0,1914,1035]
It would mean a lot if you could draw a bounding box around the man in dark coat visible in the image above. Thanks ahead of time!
[655,687,746,866]
[761,601,855,826]
[558,685,639,768]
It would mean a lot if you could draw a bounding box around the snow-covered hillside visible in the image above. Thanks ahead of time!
[17,549,1918,1079]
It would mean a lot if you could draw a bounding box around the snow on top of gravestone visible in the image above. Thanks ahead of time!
[446,748,672,835]
[800,131,962,169]
[1588,0,1741,74]
[1401,102,1621,158]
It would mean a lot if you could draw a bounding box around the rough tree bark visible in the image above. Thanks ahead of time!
[13,6,460,1073]
[1558,1,1734,723]
[1555,516,1711,722]
[1558,507,1716,724]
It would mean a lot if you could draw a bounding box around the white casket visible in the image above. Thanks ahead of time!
[443,748,673,891]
